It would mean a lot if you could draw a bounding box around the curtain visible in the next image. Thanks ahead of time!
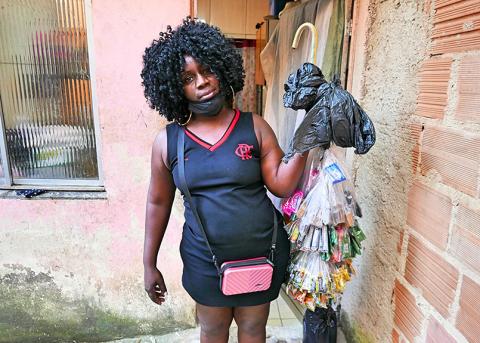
[235,40,257,113]
[260,0,345,150]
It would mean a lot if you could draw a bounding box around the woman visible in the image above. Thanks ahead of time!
[142,18,309,343]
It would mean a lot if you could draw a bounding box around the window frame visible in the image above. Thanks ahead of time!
[0,0,104,191]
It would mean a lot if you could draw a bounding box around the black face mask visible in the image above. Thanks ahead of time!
[188,92,225,117]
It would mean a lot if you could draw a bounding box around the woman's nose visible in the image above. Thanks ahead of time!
[195,73,209,88]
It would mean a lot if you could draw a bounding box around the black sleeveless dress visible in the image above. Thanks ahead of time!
[166,110,290,307]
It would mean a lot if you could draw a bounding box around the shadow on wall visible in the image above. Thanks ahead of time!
[0,265,193,343]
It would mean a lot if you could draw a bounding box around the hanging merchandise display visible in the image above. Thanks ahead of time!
[282,149,366,311]
[280,21,372,318]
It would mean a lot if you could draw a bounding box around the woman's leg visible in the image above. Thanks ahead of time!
[233,303,270,343]
[196,303,234,343]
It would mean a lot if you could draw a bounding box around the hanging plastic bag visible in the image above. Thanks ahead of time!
[352,99,376,154]
[290,149,360,230]
[282,63,376,162]
[283,62,326,111]
[283,148,366,310]
[329,75,376,154]
[283,82,332,162]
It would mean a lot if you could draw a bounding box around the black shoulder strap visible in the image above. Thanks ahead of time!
[177,129,278,273]
[177,129,221,274]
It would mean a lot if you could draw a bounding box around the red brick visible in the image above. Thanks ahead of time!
[410,123,423,173]
[450,204,480,274]
[416,58,452,119]
[406,182,452,249]
[426,317,456,343]
[434,1,480,25]
[412,145,420,174]
[431,1,480,54]
[393,280,424,342]
[435,0,465,9]
[397,230,404,254]
[392,329,409,343]
[456,56,480,123]
[405,235,459,318]
[456,276,480,342]
[432,29,480,54]
[420,126,480,197]
[392,328,400,343]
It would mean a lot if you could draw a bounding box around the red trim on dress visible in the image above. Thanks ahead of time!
[183,109,240,152]
[184,129,211,149]
[209,109,240,151]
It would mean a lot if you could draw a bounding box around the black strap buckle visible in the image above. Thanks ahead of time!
[269,244,276,262]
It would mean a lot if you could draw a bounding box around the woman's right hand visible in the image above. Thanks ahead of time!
[144,266,168,305]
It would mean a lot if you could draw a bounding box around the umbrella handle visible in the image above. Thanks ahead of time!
[291,22,318,64]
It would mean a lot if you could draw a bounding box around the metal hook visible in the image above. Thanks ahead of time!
[291,22,318,64]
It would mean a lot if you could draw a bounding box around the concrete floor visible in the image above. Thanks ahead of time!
[107,296,346,343]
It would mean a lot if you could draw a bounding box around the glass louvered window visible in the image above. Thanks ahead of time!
[0,0,102,189]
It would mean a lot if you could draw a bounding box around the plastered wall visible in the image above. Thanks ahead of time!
[342,0,480,342]
[0,1,193,341]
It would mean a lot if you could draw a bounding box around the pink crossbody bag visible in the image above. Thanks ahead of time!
[178,129,277,296]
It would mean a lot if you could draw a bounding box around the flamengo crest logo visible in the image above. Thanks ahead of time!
[235,144,254,160]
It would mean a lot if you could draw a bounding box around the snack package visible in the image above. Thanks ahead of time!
[282,149,360,228]
[283,148,366,310]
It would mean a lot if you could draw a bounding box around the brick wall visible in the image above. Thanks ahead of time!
[393,1,480,342]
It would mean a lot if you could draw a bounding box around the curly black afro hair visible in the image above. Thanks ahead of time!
[141,17,245,123]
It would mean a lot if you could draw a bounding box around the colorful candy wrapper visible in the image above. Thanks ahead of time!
[282,190,304,218]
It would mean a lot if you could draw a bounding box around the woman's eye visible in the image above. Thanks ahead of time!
[183,75,194,84]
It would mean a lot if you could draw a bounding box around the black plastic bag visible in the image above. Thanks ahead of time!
[329,76,355,148]
[303,306,337,343]
[329,75,375,154]
[283,63,326,111]
[352,98,375,154]
[282,63,375,162]
[283,81,332,161]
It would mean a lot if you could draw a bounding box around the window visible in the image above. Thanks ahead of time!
[0,0,103,190]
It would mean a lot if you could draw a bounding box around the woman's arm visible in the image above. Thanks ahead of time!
[254,114,309,198]
[143,128,176,305]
